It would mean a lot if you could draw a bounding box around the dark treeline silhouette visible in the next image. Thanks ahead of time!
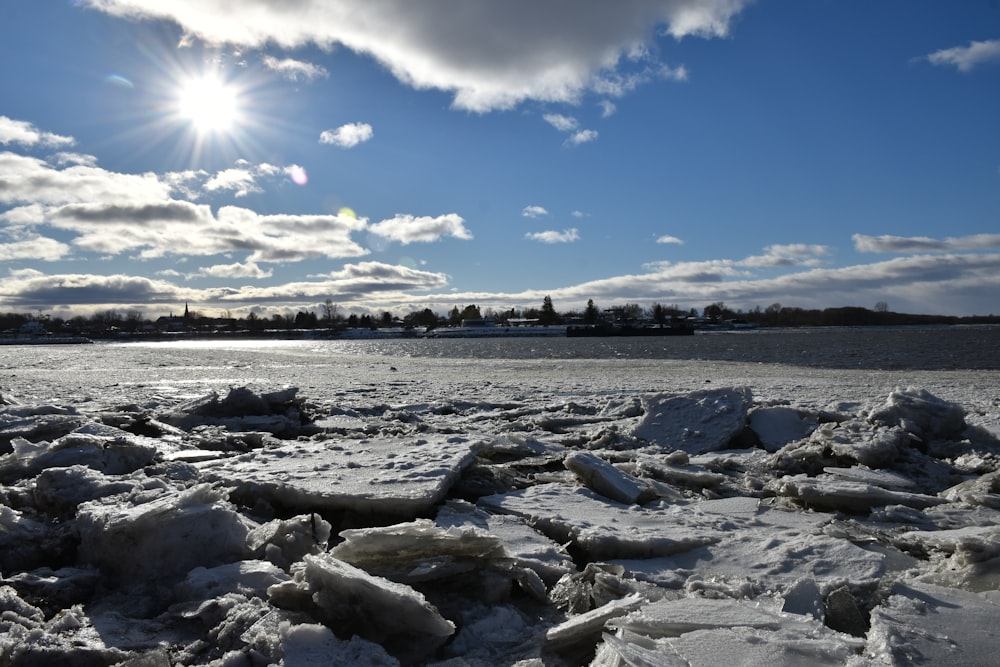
[2,297,998,340]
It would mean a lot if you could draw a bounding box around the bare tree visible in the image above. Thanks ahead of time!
[322,299,339,329]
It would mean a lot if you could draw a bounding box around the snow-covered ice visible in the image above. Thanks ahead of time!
[1,340,999,665]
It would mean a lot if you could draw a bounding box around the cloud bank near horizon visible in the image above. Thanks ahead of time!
[2,116,999,318]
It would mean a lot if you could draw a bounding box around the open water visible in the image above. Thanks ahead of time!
[2,325,998,410]
[322,324,1000,370]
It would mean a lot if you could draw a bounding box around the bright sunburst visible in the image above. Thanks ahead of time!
[177,73,240,134]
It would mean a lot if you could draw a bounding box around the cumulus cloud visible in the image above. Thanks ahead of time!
[522,205,549,218]
[368,213,472,244]
[0,144,373,264]
[0,235,70,262]
[853,233,1000,254]
[0,269,185,308]
[525,228,580,244]
[202,164,278,197]
[80,1,749,111]
[656,235,684,244]
[320,122,374,148]
[0,116,75,148]
[261,55,329,81]
[37,201,369,262]
[923,39,1000,72]
[599,100,617,118]
[0,152,171,207]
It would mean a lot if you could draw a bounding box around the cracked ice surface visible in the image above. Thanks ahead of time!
[1,337,999,665]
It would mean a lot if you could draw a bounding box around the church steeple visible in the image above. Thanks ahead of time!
[184,302,190,320]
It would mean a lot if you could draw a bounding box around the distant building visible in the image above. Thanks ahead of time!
[19,321,46,335]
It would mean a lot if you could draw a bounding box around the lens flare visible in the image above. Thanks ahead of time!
[287,165,308,185]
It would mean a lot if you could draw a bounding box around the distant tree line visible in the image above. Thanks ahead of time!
[2,297,997,340]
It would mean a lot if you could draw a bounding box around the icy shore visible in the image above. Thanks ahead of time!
[2,351,1000,665]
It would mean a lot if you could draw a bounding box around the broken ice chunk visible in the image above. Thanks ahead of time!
[868,579,999,665]
[868,386,966,440]
[435,500,576,585]
[749,405,819,452]
[564,451,650,504]
[76,483,253,585]
[479,483,718,560]
[633,387,751,454]
[771,474,947,513]
[200,435,481,518]
[273,553,455,662]
[546,593,644,646]
[329,518,506,583]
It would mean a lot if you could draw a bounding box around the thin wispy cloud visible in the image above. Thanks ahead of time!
[854,233,1000,253]
[543,113,597,146]
[543,114,578,132]
[320,122,374,148]
[656,235,684,245]
[261,55,329,81]
[525,228,580,244]
[922,39,1000,72]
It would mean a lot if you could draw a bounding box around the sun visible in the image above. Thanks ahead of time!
[176,73,240,134]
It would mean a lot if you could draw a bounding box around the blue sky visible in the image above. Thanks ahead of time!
[1,0,998,320]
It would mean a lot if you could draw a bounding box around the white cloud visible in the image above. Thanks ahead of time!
[525,228,580,244]
[571,210,589,218]
[320,122,374,148]
[0,235,70,262]
[189,260,273,280]
[543,114,579,132]
[592,63,687,97]
[543,114,597,145]
[222,261,451,303]
[566,129,599,146]
[261,55,329,81]
[599,100,617,118]
[52,152,98,167]
[201,162,283,197]
[81,1,750,111]
[0,116,75,148]
[521,205,549,218]
[741,243,830,268]
[923,39,1000,72]
[853,233,1000,254]
[656,235,684,244]
[0,151,171,206]
[34,201,369,262]
[368,213,472,244]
